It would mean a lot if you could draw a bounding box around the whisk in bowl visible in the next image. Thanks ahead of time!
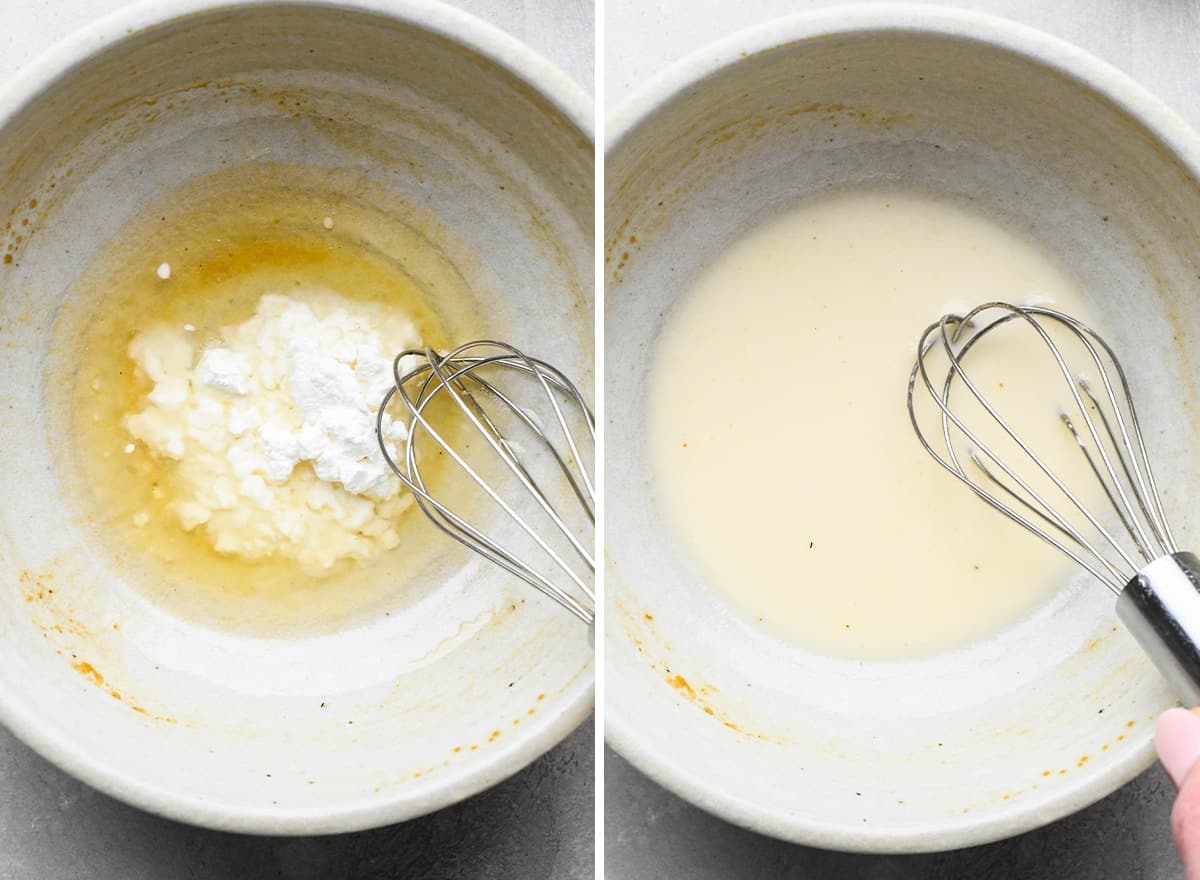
[376,340,595,626]
[908,302,1200,703]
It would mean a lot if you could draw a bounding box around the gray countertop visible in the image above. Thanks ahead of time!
[0,2,594,879]
[602,1,1199,877]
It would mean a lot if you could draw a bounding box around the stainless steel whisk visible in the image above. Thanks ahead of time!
[376,340,595,625]
[909,302,1200,703]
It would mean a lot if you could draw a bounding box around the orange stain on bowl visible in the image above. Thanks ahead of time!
[72,660,104,686]
[669,674,696,700]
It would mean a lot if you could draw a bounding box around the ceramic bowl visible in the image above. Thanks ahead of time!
[0,0,593,833]
[606,4,1200,852]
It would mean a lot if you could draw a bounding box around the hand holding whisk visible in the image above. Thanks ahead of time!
[908,303,1200,703]
[376,340,595,626]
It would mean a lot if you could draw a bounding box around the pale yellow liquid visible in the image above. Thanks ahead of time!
[50,164,482,636]
[647,188,1100,659]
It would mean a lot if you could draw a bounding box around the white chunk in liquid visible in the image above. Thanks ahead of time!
[647,188,1103,659]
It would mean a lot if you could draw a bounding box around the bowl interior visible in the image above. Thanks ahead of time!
[606,17,1200,851]
[0,2,593,833]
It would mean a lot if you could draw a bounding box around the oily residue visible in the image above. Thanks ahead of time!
[2,196,44,269]
[616,597,774,742]
[374,692,553,793]
[963,715,1154,813]
[22,569,177,724]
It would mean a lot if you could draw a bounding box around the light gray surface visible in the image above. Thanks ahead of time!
[0,1,594,879]
[604,0,1200,118]
[603,0,1200,877]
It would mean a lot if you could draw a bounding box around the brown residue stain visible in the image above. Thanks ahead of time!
[1041,770,1051,777]
[644,613,654,621]
[1126,720,1136,728]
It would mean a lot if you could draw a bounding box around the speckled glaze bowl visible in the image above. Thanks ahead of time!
[606,5,1200,852]
[0,0,592,833]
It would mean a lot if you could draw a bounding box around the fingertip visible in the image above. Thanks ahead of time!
[1157,707,1200,787]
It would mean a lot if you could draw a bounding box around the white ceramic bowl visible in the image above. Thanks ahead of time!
[606,5,1200,853]
[0,0,593,833]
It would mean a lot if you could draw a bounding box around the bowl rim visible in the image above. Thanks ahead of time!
[0,0,594,836]
[604,2,1200,853]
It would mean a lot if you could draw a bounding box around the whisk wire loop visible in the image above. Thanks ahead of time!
[911,302,1200,707]
[376,340,595,624]
[421,347,593,575]
[917,311,1131,586]
[459,371,595,520]
[935,311,1116,556]
[377,382,591,622]
[910,302,1177,596]
[1048,318,1171,561]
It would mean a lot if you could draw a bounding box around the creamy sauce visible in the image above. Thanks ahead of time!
[647,188,1101,659]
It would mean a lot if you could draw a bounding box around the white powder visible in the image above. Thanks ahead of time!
[124,289,420,572]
